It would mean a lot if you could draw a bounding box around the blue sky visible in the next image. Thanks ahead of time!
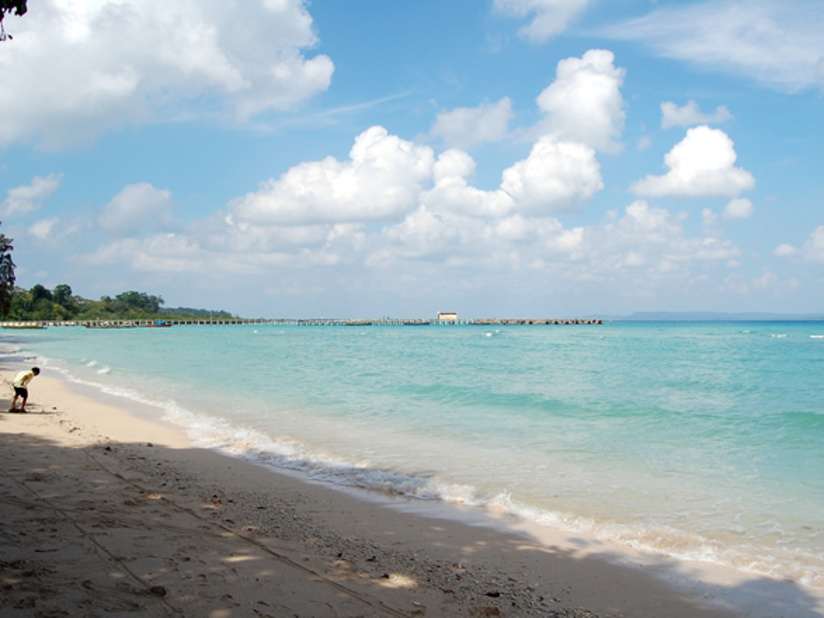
[1,0,823,318]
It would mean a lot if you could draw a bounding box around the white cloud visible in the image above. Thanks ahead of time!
[372,207,476,263]
[368,197,739,291]
[722,198,754,220]
[230,126,435,226]
[74,183,753,314]
[29,217,60,241]
[661,100,733,128]
[536,49,626,152]
[0,0,334,149]
[702,208,718,228]
[430,98,512,149]
[501,136,603,213]
[422,149,514,218]
[777,225,824,262]
[90,234,206,274]
[773,226,824,262]
[1,173,63,217]
[597,0,824,92]
[609,201,688,247]
[370,207,585,271]
[494,0,591,42]
[28,216,84,246]
[98,183,174,235]
[630,126,755,197]
[499,200,742,288]
[585,201,741,273]
[723,270,800,295]
[773,243,798,258]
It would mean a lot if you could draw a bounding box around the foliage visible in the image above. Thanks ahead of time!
[1,1,27,41]
[2,284,234,321]
[0,1,27,18]
[163,306,233,319]
[0,227,14,316]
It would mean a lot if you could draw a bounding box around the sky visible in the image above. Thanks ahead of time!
[1,0,823,319]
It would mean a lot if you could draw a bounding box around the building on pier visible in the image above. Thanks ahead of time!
[437,312,458,323]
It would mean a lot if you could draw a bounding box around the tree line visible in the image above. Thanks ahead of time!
[3,284,234,322]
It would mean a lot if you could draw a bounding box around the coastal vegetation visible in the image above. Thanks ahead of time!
[0,227,14,316]
[2,284,234,322]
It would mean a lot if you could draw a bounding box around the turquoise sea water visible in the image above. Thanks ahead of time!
[3,321,824,587]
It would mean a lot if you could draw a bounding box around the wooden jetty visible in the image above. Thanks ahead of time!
[1,317,603,329]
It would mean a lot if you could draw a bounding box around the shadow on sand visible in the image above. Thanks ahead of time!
[1,404,822,617]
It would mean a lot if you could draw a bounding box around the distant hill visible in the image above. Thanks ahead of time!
[617,312,824,322]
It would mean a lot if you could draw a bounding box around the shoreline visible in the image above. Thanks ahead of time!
[2,365,822,616]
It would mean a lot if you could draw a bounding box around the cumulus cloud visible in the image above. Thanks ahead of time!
[501,136,603,213]
[494,0,591,42]
[773,243,798,258]
[90,234,206,274]
[29,217,60,241]
[98,183,174,235]
[610,201,687,245]
[369,197,741,292]
[722,198,754,220]
[630,126,755,197]
[1,173,63,217]
[421,149,514,218]
[231,119,604,230]
[661,100,733,128]
[597,0,824,92]
[536,49,626,152]
[371,208,477,263]
[230,126,435,226]
[72,175,749,315]
[579,200,741,278]
[430,98,512,149]
[0,0,334,149]
[775,226,824,262]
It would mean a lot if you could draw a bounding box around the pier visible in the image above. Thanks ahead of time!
[1,317,604,329]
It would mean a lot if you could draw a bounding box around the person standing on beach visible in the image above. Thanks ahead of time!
[10,366,39,413]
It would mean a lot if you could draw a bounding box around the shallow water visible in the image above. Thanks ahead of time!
[5,321,824,587]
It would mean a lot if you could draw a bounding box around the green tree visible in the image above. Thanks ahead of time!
[30,283,52,303]
[0,0,26,41]
[30,297,54,320]
[116,290,163,314]
[0,227,14,316]
[0,1,26,18]
[52,283,74,308]
[7,286,28,319]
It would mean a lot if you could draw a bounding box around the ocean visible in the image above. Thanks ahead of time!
[3,321,823,589]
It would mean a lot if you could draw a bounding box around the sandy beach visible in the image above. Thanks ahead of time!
[1,365,822,617]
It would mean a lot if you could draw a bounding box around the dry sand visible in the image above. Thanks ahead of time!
[1,364,822,617]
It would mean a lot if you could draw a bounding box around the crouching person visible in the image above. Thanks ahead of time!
[10,366,40,413]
